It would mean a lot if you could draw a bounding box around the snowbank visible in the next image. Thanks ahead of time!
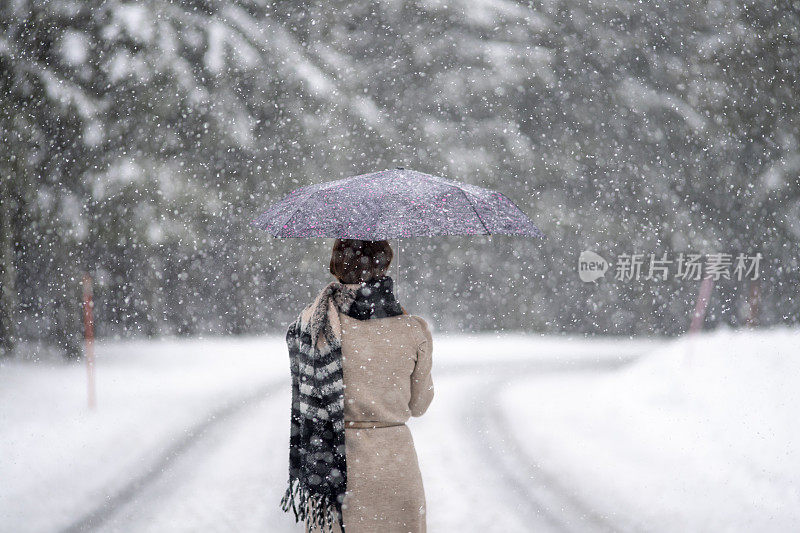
[500,327,800,532]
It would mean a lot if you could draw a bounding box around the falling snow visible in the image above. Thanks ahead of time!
[1,1,799,531]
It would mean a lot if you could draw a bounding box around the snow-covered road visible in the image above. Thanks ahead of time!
[7,330,797,533]
[57,348,641,533]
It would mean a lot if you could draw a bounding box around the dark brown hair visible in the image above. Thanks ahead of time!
[329,239,393,284]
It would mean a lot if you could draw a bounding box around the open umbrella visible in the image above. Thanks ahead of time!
[252,168,544,239]
[252,168,545,293]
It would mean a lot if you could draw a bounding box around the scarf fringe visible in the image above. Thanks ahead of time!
[281,477,343,533]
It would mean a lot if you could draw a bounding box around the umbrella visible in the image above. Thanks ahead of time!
[252,167,545,298]
[252,168,545,295]
[252,168,545,240]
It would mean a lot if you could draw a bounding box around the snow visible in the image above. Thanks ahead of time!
[619,78,708,134]
[6,0,798,345]
[3,0,799,530]
[39,70,102,120]
[0,333,649,532]
[204,22,227,74]
[500,327,800,532]
[3,329,798,531]
[59,31,90,66]
[223,6,336,96]
[109,5,155,44]
[0,336,286,533]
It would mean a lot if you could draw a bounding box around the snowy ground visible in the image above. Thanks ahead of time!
[500,327,800,533]
[1,330,796,532]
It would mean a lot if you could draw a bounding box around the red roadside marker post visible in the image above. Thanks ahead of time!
[684,276,715,361]
[689,276,714,334]
[746,280,760,327]
[82,273,96,410]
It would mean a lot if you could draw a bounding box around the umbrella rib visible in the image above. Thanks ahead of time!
[457,187,491,235]
[408,171,492,234]
[496,192,545,238]
[427,172,541,238]
[274,193,315,237]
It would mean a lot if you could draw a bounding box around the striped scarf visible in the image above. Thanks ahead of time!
[280,276,403,532]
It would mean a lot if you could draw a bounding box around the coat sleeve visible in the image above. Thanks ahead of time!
[409,316,434,417]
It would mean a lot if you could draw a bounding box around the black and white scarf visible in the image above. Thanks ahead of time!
[280,275,404,532]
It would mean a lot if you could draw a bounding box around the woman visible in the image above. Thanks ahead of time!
[280,238,434,533]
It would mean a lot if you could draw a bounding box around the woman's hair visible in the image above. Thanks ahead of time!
[329,239,393,284]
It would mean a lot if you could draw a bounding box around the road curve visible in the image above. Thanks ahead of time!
[60,354,640,533]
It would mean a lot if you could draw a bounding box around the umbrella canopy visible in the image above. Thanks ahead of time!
[252,168,545,240]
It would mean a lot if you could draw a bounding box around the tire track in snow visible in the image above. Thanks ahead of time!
[95,392,293,533]
[462,357,638,533]
[59,380,286,533]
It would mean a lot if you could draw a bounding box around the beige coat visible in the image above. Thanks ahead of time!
[308,310,434,533]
